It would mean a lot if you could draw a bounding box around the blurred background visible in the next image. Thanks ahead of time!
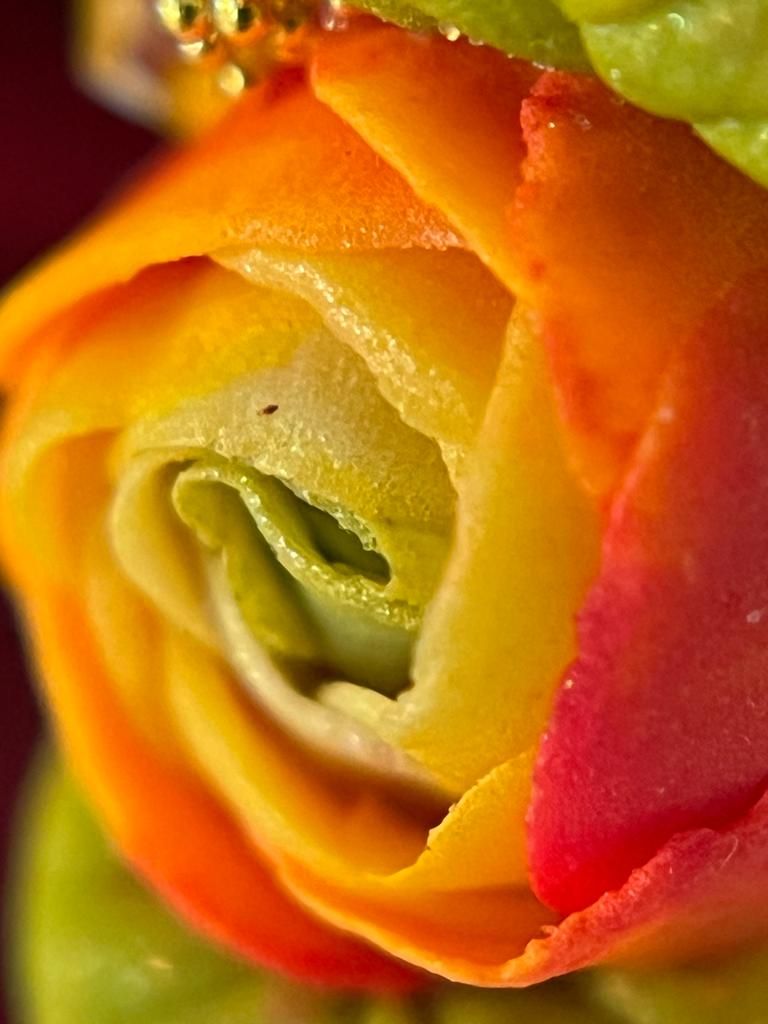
[1,3,156,1017]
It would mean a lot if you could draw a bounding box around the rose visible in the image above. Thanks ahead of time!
[6,20,768,1005]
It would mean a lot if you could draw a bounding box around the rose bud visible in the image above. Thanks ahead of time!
[7,7,768,1023]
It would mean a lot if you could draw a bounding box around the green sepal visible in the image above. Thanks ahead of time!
[574,0,768,190]
[351,0,589,69]
[8,754,622,1023]
[592,948,768,1024]
[13,754,272,1024]
[696,116,768,191]
[352,0,768,191]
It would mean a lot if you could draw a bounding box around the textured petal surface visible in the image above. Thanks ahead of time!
[217,246,511,470]
[9,21,768,992]
[317,311,599,793]
[15,582,418,989]
[0,73,458,380]
[312,27,535,293]
[530,274,768,913]
[279,784,768,983]
[511,71,768,494]
[21,757,768,1020]
[312,30,601,795]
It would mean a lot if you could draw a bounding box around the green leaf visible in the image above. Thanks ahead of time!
[573,0,768,190]
[351,0,589,69]
[592,948,768,1024]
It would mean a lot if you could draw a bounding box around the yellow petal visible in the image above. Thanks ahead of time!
[323,310,601,792]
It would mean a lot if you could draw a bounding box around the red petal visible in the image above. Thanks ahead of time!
[523,788,768,978]
[529,272,768,914]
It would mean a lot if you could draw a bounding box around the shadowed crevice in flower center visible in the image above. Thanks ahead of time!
[106,322,457,792]
[172,456,427,696]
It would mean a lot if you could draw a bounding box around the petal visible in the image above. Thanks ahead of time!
[511,71,768,494]
[0,260,311,582]
[217,246,511,471]
[285,777,768,983]
[530,273,768,913]
[16,762,614,1024]
[15,579,419,990]
[0,72,459,382]
[320,310,599,793]
[311,26,536,293]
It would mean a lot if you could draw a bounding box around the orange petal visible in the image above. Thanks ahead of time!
[311,25,535,291]
[17,577,422,991]
[0,70,459,383]
[530,273,768,913]
[512,72,768,494]
[284,781,768,984]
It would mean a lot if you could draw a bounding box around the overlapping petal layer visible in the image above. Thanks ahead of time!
[5,22,768,996]
[0,75,459,382]
[530,274,768,912]
[510,71,768,495]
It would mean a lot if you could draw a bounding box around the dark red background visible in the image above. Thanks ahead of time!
[1,3,156,1017]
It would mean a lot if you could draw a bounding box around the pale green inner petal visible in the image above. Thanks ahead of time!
[110,453,217,649]
[215,248,512,479]
[203,557,447,793]
[172,469,320,661]
[109,325,455,791]
[114,329,453,545]
[172,458,419,694]
[318,310,600,793]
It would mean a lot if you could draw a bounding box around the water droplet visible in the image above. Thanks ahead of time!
[665,11,688,30]
[320,0,348,30]
[217,61,247,95]
[438,20,461,42]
